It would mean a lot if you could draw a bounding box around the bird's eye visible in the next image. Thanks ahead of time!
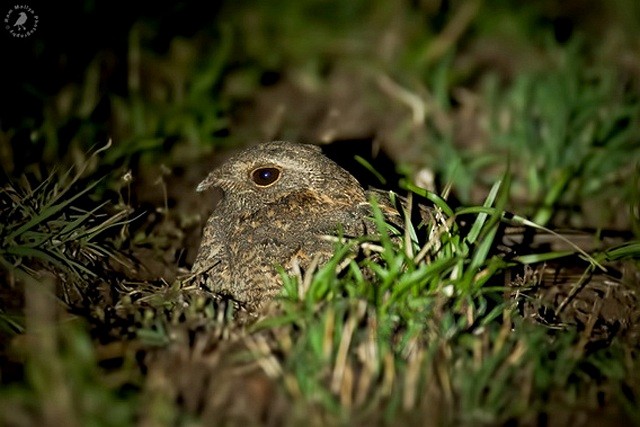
[250,167,281,187]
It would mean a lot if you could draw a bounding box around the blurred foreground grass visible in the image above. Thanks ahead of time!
[1,0,640,425]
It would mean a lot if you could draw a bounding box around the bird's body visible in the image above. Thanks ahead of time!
[14,12,27,29]
[191,142,386,309]
[190,141,637,343]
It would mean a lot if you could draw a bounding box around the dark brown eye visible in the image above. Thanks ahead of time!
[250,167,281,187]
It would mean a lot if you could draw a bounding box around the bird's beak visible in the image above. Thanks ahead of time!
[196,174,219,192]
[196,167,231,193]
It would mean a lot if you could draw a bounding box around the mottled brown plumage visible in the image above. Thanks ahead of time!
[190,141,638,343]
[191,141,394,310]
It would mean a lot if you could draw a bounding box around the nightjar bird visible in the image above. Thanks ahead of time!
[189,141,638,343]
[191,141,397,311]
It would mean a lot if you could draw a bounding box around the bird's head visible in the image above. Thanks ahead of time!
[196,141,364,214]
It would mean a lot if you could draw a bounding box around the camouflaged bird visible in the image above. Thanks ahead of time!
[191,141,400,311]
[190,141,638,342]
